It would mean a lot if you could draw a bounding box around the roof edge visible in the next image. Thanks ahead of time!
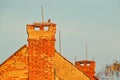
[55,51,91,80]
[0,44,27,66]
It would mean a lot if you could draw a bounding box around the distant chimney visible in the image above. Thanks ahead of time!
[75,60,96,80]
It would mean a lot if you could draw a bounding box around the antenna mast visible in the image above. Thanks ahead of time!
[75,56,76,62]
[41,5,44,22]
[86,43,88,60]
[92,56,94,60]
[59,30,62,54]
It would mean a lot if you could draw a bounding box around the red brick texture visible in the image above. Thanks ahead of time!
[27,22,56,80]
[75,60,97,80]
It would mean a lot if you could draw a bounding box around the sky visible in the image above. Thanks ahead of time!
[0,0,120,72]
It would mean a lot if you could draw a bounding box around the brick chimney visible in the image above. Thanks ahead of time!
[27,21,56,80]
[75,60,96,80]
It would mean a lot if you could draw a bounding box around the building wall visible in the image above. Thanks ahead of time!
[0,22,92,80]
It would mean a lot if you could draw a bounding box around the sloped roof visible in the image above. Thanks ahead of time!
[0,45,90,80]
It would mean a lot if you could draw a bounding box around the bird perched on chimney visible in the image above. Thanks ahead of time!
[48,19,51,22]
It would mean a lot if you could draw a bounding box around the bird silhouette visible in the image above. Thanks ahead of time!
[48,19,51,22]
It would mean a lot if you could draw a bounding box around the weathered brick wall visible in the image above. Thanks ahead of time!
[28,39,55,80]
[54,52,90,80]
[0,45,28,80]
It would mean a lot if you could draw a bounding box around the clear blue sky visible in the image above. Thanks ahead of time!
[0,0,120,72]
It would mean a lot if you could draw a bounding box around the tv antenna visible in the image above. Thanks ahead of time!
[59,30,62,54]
[86,43,88,60]
[75,56,76,62]
[92,56,94,60]
[41,5,44,22]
